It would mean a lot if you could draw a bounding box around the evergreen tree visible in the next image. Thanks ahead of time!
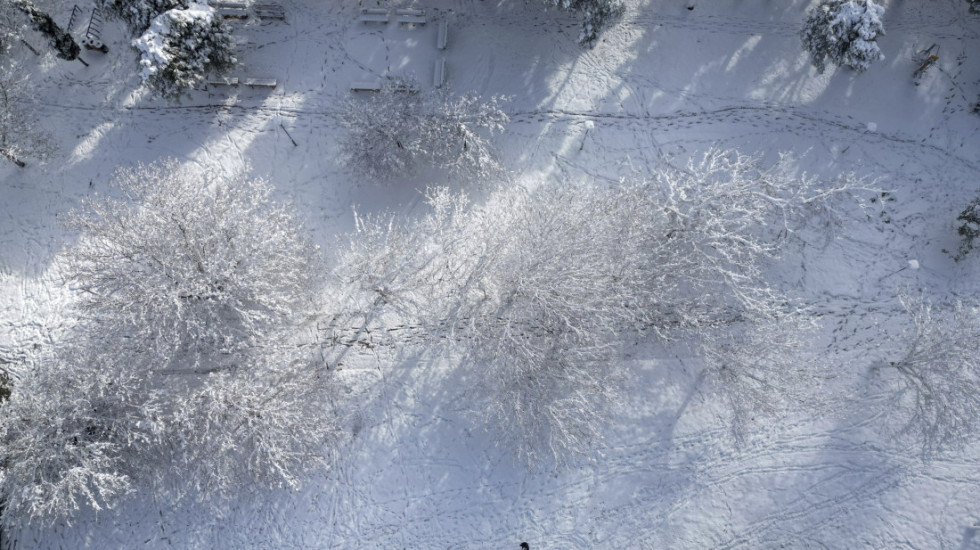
[132,1,235,101]
[107,0,189,34]
[800,0,885,74]
[547,0,624,45]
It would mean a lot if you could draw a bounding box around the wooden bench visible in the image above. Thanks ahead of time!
[243,77,278,88]
[208,77,240,87]
[396,14,426,25]
[254,3,285,19]
[395,8,425,25]
[210,0,247,8]
[358,13,388,23]
[218,7,249,18]
[433,57,445,88]
[436,19,448,50]
[350,79,382,92]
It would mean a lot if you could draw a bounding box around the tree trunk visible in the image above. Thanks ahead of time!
[12,0,81,61]
[1,148,27,168]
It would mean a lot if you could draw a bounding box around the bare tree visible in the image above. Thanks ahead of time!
[0,60,52,167]
[871,295,980,455]
[700,315,819,442]
[340,78,508,181]
[160,340,341,501]
[0,12,53,168]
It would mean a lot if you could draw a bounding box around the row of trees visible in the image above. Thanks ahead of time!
[336,150,870,463]
[2,149,977,528]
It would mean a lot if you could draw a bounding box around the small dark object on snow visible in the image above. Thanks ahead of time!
[520,543,530,550]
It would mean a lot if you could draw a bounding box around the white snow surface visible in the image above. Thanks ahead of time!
[2,0,980,548]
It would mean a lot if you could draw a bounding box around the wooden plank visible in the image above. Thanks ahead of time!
[350,80,382,92]
[243,78,277,88]
[437,19,448,50]
[395,8,424,16]
[433,57,445,88]
[218,7,249,18]
[208,77,240,87]
[396,14,426,25]
[211,0,247,8]
[361,8,387,15]
[359,13,388,23]
[254,3,285,19]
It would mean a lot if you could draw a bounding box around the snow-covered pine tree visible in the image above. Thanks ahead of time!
[132,1,235,101]
[800,0,885,74]
[547,0,624,45]
[107,0,189,34]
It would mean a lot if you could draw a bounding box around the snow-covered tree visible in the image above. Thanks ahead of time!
[339,185,647,467]
[108,0,189,34]
[800,0,885,74]
[547,0,624,45]
[700,316,818,441]
[0,345,157,526]
[0,1,27,51]
[871,296,980,455]
[953,196,980,260]
[0,59,52,167]
[132,1,235,101]
[336,150,860,466]
[61,160,319,367]
[166,342,340,500]
[1,160,342,527]
[340,78,508,181]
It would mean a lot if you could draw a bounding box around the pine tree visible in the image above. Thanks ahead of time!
[132,1,235,102]
[107,0,189,34]
[547,0,624,45]
[800,0,885,74]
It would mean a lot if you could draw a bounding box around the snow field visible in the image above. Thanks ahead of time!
[2,0,980,547]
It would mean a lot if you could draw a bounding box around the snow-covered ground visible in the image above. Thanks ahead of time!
[3,0,980,547]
